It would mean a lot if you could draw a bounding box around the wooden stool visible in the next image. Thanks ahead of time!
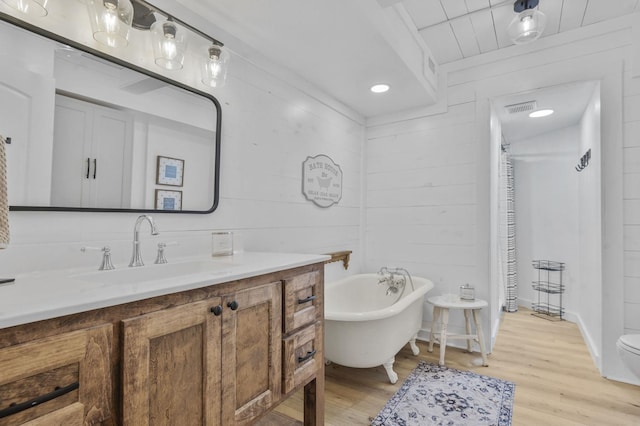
[427,295,488,366]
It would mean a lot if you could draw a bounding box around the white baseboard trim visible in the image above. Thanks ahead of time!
[491,310,503,351]
[574,313,602,372]
[605,372,640,386]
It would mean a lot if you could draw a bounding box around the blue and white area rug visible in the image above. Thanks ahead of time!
[371,361,515,426]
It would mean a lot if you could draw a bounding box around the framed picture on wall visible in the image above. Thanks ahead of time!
[155,189,183,211]
[156,156,184,186]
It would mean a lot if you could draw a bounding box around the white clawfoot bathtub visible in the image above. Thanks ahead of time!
[324,273,434,383]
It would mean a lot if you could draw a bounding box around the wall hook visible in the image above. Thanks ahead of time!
[575,148,591,172]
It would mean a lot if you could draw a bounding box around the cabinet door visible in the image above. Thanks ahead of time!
[0,324,112,425]
[122,299,222,426]
[51,96,92,207]
[51,94,133,208]
[221,282,282,425]
[90,106,133,208]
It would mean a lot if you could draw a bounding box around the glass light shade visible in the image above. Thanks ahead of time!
[201,44,229,88]
[151,20,187,70]
[86,0,133,48]
[2,0,48,17]
[507,8,546,45]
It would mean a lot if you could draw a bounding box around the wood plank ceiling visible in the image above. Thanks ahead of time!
[402,0,640,64]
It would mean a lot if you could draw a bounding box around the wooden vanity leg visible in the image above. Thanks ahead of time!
[304,371,325,426]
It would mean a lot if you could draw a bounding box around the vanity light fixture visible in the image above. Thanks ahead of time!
[529,109,554,118]
[151,18,187,70]
[2,0,48,17]
[201,43,229,88]
[86,0,134,48]
[14,0,229,87]
[507,0,546,45]
[370,84,390,93]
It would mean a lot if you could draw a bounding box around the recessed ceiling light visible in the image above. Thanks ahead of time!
[529,109,554,118]
[370,84,390,93]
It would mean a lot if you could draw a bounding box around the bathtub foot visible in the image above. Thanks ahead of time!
[409,334,420,356]
[383,357,398,384]
[324,359,332,366]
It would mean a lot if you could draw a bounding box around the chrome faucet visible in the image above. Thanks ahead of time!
[377,266,416,298]
[129,215,159,267]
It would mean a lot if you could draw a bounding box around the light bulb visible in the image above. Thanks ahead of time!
[101,6,118,36]
[160,24,178,61]
[520,15,533,35]
[370,84,390,93]
[529,109,554,118]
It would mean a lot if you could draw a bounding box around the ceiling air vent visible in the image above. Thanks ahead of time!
[504,100,537,114]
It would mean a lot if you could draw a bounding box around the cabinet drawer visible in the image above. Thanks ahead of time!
[283,271,321,333]
[282,322,322,394]
[0,324,112,426]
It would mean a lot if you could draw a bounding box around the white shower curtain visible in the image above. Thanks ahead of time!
[502,148,518,312]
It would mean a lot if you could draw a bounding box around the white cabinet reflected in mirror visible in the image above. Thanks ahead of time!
[0,14,220,213]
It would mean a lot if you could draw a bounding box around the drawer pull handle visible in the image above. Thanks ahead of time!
[297,349,317,363]
[297,295,316,304]
[0,381,79,419]
[211,305,223,316]
[227,300,239,311]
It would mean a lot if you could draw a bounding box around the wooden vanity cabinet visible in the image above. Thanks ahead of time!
[0,262,324,426]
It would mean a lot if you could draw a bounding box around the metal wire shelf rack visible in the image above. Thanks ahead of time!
[531,260,565,321]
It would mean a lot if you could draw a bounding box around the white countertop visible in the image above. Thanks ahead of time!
[0,251,329,329]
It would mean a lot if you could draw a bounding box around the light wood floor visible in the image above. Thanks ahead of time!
[274,308,640,425]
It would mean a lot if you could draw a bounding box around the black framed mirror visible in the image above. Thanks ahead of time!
[0,2,221,213]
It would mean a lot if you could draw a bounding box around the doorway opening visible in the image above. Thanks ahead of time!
[490,81,602,370]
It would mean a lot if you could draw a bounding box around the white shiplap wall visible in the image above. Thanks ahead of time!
[365,15,637,383]
[364,65,486,334]
[2,41,364,281]
[365,103,478,341]
[623,69,640,336]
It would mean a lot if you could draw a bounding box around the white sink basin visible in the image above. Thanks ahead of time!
[71,259,232,285]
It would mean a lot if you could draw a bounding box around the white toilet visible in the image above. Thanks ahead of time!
[617,334,640,378]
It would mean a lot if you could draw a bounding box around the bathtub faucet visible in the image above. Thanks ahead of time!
[377,267,416,297]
